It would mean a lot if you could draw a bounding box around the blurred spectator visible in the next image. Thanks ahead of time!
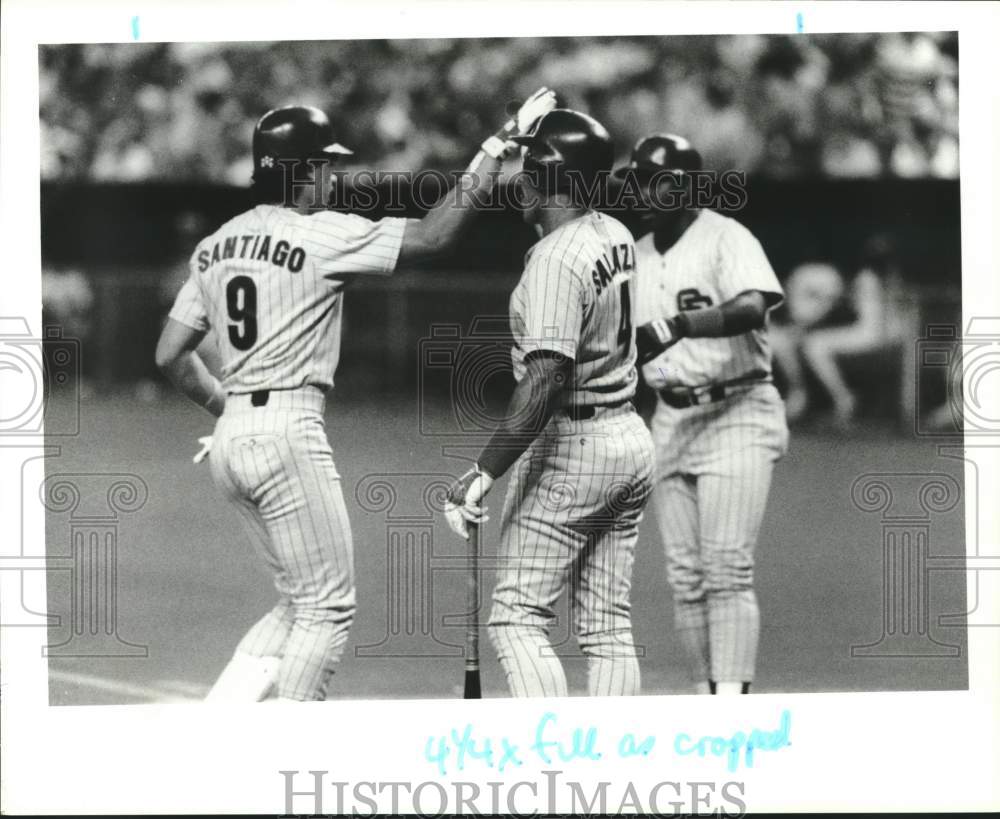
[42,267,95,341]
[41,266,96,391]
[771,236,910,427]
[39,34,959,183]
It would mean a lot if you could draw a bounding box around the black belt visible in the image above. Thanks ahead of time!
[562,399,631,421]
[658,376,770,409]
[236,386,328,407]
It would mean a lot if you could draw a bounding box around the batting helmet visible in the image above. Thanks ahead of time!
[252,106,353,180]
[510,109,614,193]
[613,133,702,179]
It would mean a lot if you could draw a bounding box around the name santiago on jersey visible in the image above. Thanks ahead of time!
[196,234,307,274]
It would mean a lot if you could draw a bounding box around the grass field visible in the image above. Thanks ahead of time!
[43,391,969,705]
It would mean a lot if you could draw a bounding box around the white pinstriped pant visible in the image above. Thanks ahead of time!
[208,386,355,701]
[488,406,655,698]
[650,382,787,684]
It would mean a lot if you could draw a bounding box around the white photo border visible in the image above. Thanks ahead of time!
[2,1,999,813]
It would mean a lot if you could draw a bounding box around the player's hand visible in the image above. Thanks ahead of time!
[444,466,494,540]
[511,87,557,135]
[482,88,558,160]
[193,436,214,464]
[636,316,686,365]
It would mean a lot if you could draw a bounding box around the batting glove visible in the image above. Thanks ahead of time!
[481,87,557,159]
[512,87,558,135]
[636,316,686,365]
[444,466,494,540]
[193,436,213,464]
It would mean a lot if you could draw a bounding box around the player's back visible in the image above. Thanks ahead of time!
[510,211,638,408]
[177,204,405,394]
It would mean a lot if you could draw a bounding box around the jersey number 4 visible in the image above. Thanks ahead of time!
[226,276,258,350]
[617,280,633,348]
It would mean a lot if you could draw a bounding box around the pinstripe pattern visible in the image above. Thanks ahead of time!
[169,205,406,392]
[167,204,408,701]
[635,209,789,688]
[510,212,638,407]
[209,387,355,700]
[490,409,653,697]
[635,209,783,390]
[489,212,654,698]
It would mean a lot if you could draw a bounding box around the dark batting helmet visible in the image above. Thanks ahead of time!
[510,109,615,194]
[613,133,702,179]
[251,105,353,181]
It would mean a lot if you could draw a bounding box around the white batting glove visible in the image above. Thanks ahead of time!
[443,466,494,540]
[481,87,557,160]
[193,436,213,464]
[512,87,557,135]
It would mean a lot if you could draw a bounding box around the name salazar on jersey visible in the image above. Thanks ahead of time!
[591,242,635,295]
[197,235,307,273]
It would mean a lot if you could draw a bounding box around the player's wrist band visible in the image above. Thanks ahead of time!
[675,307,724,338]
[476,439,518,483]
[481,134,509,160]
[650,318,677,345]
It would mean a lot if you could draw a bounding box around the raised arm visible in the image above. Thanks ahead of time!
[398,88,556,266]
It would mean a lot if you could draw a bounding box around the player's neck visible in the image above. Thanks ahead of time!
[653,208,700,253]
[536,203,590,237]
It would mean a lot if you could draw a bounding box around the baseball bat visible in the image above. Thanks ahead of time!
[464,521,482,699]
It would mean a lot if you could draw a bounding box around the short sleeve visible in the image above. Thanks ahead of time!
[168,275,209,332]
[717,221,784,306]
[515,246,587,360]
[306,212,407,278]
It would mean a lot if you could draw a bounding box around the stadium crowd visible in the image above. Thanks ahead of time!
[40,33,958,183]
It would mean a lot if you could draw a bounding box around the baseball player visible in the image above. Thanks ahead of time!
[615,134,788,695]
[155,93,557,702]
[445,110,655,698]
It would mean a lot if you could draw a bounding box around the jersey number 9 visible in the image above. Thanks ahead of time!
[226,276,258,351]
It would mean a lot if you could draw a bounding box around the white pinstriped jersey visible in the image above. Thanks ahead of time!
[634,209,783,389]
[168,204,406,393]
[510,211,638,407]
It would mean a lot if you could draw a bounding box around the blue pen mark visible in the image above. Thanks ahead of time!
[131,15,140,40]
[618,732,655,758]
[674,710,792,771]
[795,12,804,33]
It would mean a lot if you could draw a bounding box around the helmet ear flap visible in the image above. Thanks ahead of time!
[522,154,564,196]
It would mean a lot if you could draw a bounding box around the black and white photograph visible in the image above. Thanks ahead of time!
[2,2,999,815]
[36,30,968,703]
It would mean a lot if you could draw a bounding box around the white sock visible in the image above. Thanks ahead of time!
[715,681,744,695]
[205,653,280,703]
